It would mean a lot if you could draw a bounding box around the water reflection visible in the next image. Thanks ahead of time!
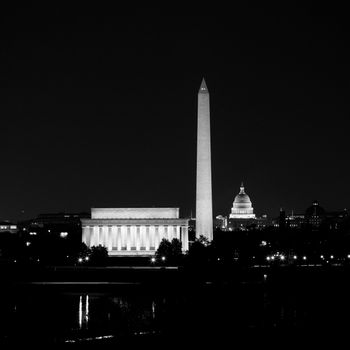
[78,295,89,330]
[70,292,161,340]
[1,270,350,344]
[152,301,156,319]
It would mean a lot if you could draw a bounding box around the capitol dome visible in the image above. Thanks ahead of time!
[229,183,256,219]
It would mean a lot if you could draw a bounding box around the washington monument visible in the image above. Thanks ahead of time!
[196,78,213,240]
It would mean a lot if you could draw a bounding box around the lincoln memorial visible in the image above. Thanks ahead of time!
[81,208,189,256]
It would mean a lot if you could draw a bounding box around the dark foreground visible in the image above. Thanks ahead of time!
[1,264,350,347]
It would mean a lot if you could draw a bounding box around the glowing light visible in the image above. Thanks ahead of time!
[266,256,270,261]
[161,256,166,261]
[293,255,297,259]
[26,241,31,246]
[152,301,156,319]
[320,255,324,259]
[330,255,334,259]
[29,232,37,236]
[303,256,307,260]
[85,256,89,261]
[261,241,267,246]
[347,255,350,259]
[85,295,89,325]
[151,257,156,263]
[78,258,83,263]
[271,256,275,260]
[280,255,285,260]
[79,296,82,329]
[65,335,114,343]
[60,232,68,238]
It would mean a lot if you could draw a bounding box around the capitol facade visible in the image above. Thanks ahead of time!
[227,183,256,231]
[229,183,256,219]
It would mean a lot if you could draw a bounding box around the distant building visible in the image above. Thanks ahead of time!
[274,200,348,231]
[18,212,89,239]
[188,217,196,241]
[325,208,348,230]
[81,208,189,256]
[254,214,271,229]
[0,221,17,234]
[304,200,326,228]
[279,209,286,230]
[305,201,348,230]
[215,215,227,230]
[227,183,256,231]
[274,209,305,229]
[286,213,305,229]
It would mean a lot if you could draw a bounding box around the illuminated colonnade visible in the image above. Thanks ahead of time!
[81,208,189,256]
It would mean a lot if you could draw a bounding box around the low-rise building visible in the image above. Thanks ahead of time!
[81,208,189,256]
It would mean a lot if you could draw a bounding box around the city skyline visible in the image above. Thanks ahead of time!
[1,6,350,221]
[2,6,350,346]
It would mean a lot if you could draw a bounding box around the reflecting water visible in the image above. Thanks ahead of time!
[78,295,89,330]
[1,269,350,344]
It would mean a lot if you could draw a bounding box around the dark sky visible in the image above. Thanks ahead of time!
[1,5,350,221]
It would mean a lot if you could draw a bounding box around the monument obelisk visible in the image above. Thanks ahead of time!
[196,78,213,240]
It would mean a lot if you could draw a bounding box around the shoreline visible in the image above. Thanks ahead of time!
[1,263,349,287]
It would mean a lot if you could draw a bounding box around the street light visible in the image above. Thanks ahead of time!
[161,256,166,261]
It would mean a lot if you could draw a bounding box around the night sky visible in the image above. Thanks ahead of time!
[1,5,349,221]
